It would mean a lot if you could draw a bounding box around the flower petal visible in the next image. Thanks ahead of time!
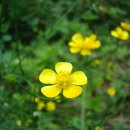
[72,71,87,85]
[121,22,130,31]
[111,31,118,38]
[39,69,57,84]
[121,31,129,40]
[116,27,122,34]
[89,34,97,41]
[81,49,91,56]
[68,41,79,47]
[70,47,81,53]
[87,40,101,49]
[55,62,73,74]
[41,85,61,98]
[63,85,82,98]
[72,33,84,43]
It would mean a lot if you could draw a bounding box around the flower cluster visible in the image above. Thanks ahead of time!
[111,22,130,40]
[68,33,101,56]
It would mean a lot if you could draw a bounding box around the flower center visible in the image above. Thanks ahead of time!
[80,40,92,50]
[56,72,72,88]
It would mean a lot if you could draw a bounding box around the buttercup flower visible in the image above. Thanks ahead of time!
[46,101,56,111]
[121,22,130,31]
[68,33,101,56]
[111,27,129,40]
[39,62,87,98]
[107,87,116,96]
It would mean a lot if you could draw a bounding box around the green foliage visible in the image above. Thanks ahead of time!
[0,0,130,130]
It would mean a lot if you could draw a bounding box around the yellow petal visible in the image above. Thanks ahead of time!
[39,69,57,84]
[63,85,82,98]
[116,27,123,34]
[121,31,129,40]
[70,47,80,53]
[91,40,101,49]
[80,49,91,56]
[89,34,97,41]
[94,40,101,48]
[41,85,61,98]
[55,62,73,74]
[72,71,87,85]
[121,22,130,31]
[72,33,84,43]
[111,31,118,38]
[68,41,79,47]
[85,40,101,49]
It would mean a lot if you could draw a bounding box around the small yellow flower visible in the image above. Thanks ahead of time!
[121,22,130,31]
[95,126,104,130]
[107,87,116,96]
[46,101,56,111]
[37,101,45,110]
[68,33,101,56]
[111,27,129,40]
[16,120,22,127]
[39,62,87,98]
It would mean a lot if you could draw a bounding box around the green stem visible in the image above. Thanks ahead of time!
[16,81,37,97]
[14,7,25,75]
[81,86,86,130]
[16,41,25,75]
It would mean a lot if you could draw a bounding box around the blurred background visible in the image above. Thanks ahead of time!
[0,0,130,130]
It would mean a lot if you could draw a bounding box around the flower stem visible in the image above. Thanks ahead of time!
[81,86,86,130]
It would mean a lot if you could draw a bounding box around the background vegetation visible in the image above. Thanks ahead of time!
[0,0,130,130]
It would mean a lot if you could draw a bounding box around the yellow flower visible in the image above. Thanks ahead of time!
[121,22,130,31]
[68,33,101,56]
[39,62,87,98]
[107,87,116,96]
[37,101,45,110]
[95,126,104,130]
[111,27,129,40]
[46,101,56,111]
[16,120,22,127]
